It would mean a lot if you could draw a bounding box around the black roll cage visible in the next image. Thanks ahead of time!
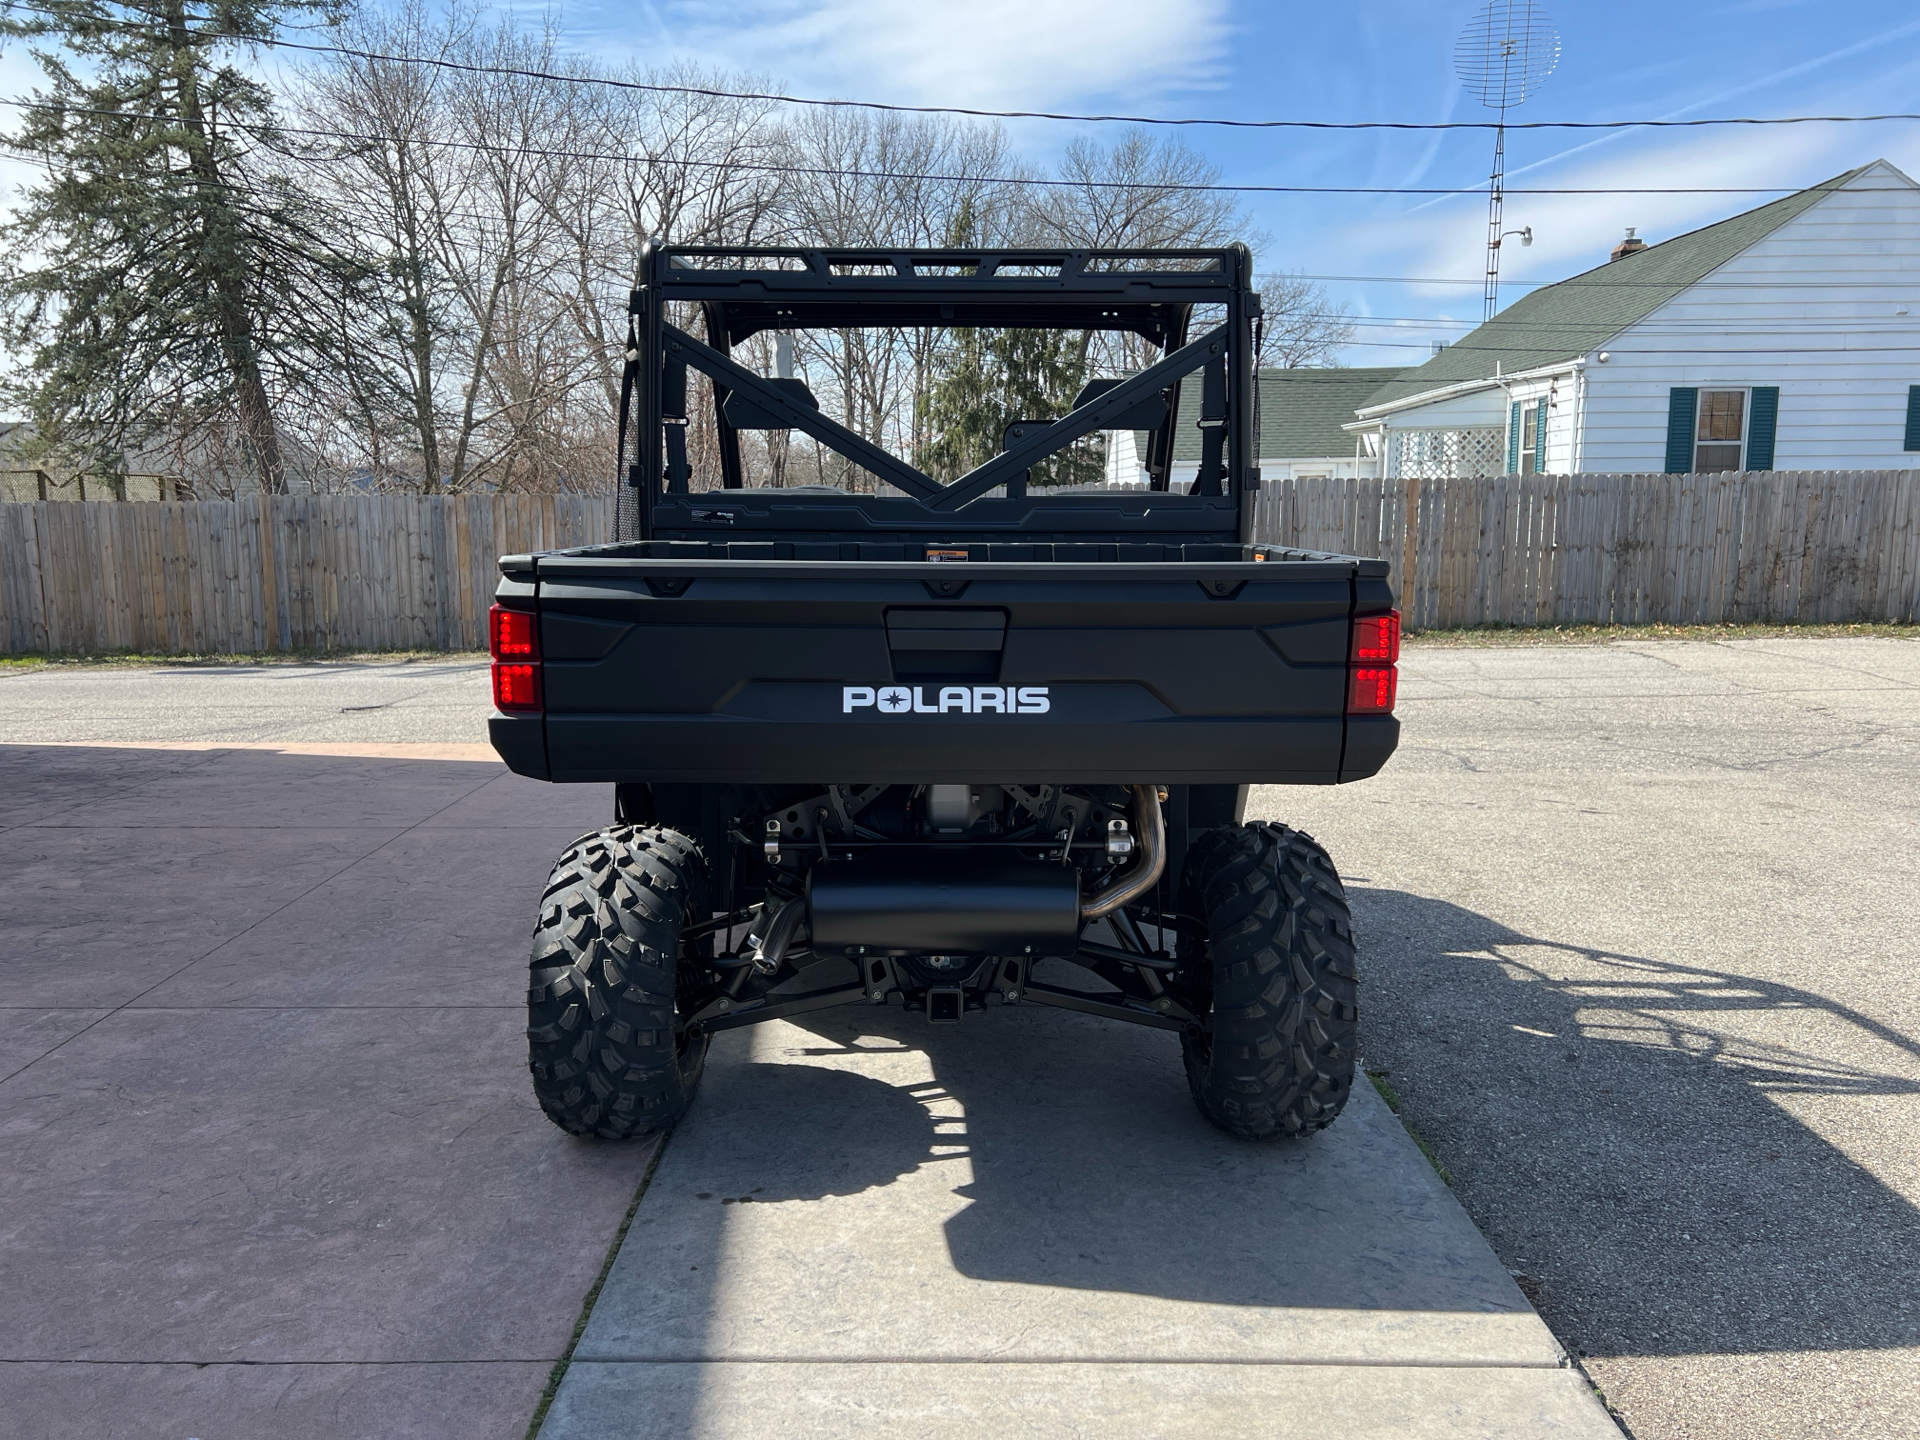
[617,242,1265,545]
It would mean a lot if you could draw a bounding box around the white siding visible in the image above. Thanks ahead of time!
[1370,371,1577,476]
[1376,388,1508,430]
[1169,453,1378,486]
[1578,161,1920,472]
[1260,453,1376,479]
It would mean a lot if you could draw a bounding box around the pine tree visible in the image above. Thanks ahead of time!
[919,325,1100,487]
[917,201,1102,489]
[0,0,361,492]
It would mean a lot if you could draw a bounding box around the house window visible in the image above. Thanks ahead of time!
[1695,389,1746,471]
[1519,404,1540,475]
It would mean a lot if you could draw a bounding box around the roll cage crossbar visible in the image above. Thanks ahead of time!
[617,242,1265,545]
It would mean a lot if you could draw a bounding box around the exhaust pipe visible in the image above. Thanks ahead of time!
[802,785,1167,956]
[1080,785,1166,921]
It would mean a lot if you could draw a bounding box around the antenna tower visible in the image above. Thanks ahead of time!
[1455,1,1560,322]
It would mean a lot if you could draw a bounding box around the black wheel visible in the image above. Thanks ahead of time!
[1178,822,1358,1140]
[526,825,712,1139]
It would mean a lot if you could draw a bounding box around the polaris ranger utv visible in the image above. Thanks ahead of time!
[488,242,1399,1143]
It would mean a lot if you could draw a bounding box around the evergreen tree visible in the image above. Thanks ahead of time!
[0,0,362,492]
[919,324,1101,488]
[917,201,1101,488]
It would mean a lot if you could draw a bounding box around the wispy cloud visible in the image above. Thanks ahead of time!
[575,0,1234,112]
[1493,20,1920,206]
[1355,122,1889,298]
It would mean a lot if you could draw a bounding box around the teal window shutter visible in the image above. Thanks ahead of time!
[1746,387,1778,470]
[1905,386,1920,451]
[1664,388,1698,473]
[1508,401,1522,473]
[1534,397,1548,472]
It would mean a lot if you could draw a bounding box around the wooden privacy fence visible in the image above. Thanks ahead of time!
[1253,470,1920,629]
[2,472,1917,653]
[0,492,613,654]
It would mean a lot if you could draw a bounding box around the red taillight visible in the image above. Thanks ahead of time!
[489,606,541,713]
[492,662,542,712]
[490,604,538,660]
[1347,610,1400,716]
[1349,667,1398,714]
[1352,611,1401,663]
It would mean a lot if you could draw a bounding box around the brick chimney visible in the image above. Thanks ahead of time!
[1611,227,1648,262]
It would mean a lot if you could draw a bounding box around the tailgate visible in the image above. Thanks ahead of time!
[505,555,1396,785]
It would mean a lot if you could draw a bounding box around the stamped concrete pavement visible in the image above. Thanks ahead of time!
[0,734,625,1439]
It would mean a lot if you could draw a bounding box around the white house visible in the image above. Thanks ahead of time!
[1154,367,1403,487]
[1342,160,1920,477]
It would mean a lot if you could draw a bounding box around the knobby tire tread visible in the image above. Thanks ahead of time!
[1179,822,1358,1140]
[526,825,711,1140]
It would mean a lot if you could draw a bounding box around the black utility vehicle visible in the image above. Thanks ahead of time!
[488,243,1399,1142]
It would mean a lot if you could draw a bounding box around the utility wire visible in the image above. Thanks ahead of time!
[255,36,1920,133]
[1341,340,1920,353]
[3,98,1913,200]
[9,140,1903,317]
[5,3,1920,133]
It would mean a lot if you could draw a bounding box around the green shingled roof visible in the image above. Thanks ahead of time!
[1357,164,1871,411]
[1167,366,1409,461]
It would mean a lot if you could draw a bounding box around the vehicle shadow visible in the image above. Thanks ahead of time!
[1344,884,1920,1360]
[762,888,1920,1362]
[774,980,1531,1320]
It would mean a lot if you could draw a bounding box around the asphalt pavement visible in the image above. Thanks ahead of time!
[1260,637,1920,1440]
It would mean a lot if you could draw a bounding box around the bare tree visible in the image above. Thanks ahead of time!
[297,0,468,489]
[761,109,1033,490]
[243,35,1286,496]
[1031,129,1249,251]
[1256,272,1355,369]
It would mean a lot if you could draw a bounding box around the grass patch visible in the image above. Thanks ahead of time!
[525,1133,672,1440]
[1366,1067,1453,1186]
[1367,1069,1402,1112]
[0,647,487,670]
[1408,620,1919,647]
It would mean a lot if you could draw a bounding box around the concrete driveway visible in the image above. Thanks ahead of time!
[5,637,1913,1439]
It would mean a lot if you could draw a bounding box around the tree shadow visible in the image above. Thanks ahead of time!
[1347,885,1920,1359]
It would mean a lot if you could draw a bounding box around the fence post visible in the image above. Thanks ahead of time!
[257,491,280,651]
[1399,476,1420,611]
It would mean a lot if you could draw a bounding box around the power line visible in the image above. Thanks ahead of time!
[1295,271,1920,290]
[7,4,1920,134]
[5,99,1915,202]
[1340,339,1920,354]
[268,37,1920,133]
[7,129,1909,313]
[136,28,1920,134]
[4,121,1913,318]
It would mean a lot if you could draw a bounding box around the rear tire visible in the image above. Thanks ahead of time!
[1178,822,1358,1140]
[526,825,711,1139]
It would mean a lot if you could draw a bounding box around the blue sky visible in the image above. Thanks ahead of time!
[548,0,1920,363]
[3,0,1915,364]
